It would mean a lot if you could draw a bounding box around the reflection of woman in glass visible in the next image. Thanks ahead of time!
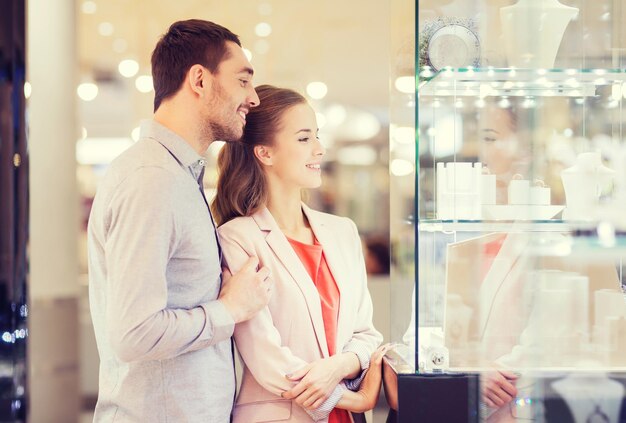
[478,102,529,204]
[476,102,527,417]
[212,85,385,422]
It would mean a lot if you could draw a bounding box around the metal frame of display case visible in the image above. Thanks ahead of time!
[0,1,28,421]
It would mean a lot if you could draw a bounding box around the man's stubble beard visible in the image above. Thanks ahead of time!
[202,82,244,143]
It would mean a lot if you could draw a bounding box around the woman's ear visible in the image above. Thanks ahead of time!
[187,64,210,98]
[254,145,273,166]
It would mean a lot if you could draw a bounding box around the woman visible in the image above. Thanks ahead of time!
[212,85,385,422]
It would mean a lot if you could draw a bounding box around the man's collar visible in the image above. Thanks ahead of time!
[139,119,204,168]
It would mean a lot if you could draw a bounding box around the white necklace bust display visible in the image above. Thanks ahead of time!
[551,373,624,423]
[561,152,615,220]
[500,0,578,68]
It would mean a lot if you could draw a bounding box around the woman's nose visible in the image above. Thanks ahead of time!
[315,138,326,156]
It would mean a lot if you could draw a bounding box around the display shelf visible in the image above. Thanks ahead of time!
[418,219,592,233]
[418,67,626,98]
[530,234,626,258]
[448,367,626,374]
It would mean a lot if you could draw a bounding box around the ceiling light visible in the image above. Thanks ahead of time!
[522,97,536,109]
[255,22,272,37]
[23,82,31,99]
[243,48,252,61]
[390,159,414,176]
[419,68,434,78]
[98,22,114,37]
[81,127,88,139]
[131,127,141,142]
[306,82,328,100]
[77,82,98,101]
[395,76,414,94]
[81,1,97,14]
[498,97,511,108]
[118,59,139,78]
[135,75,153,93]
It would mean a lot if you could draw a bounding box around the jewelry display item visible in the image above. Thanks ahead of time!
[500,0,578,68]
[561,152,615,220]
[419,17,480,71]
[583,384,610,423]
[552,375,624,423]
[586,405,610,423]
[436,162,483,220]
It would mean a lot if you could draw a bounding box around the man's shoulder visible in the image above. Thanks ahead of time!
[109,139,173,173]
[100,140,182,191]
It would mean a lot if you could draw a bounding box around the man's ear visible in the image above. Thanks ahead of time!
[187,64,210,98]
[254,145,273,166]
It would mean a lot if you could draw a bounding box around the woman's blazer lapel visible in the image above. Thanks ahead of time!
[302,204,352,345]
[252,207,330,358]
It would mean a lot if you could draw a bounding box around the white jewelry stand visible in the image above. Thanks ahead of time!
[561,152,615,220]
[500,0,578,68]
[436,162,483,220]
[551,373,624,423]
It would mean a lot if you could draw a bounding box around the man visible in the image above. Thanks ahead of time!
[88,20,271,422]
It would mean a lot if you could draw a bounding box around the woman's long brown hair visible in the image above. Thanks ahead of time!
[211,85,307,226]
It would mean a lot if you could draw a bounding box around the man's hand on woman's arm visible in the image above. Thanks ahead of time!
[218,257,272,323]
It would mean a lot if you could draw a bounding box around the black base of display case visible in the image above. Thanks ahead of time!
[397,373,479,423]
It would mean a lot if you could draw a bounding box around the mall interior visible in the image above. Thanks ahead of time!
[2,0,626,422]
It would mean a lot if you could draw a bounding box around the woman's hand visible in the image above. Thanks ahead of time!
[482,368,518,408]
[337,343,393,413]
[281,353,359,410]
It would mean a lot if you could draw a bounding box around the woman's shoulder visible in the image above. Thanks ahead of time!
[217,215,260,237]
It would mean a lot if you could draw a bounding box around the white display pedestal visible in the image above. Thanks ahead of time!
[500,0,578,68]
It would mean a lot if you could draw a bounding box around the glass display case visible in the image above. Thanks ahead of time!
[387,1,626,422]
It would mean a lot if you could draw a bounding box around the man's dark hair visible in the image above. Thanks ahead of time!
[151,19,241,112]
